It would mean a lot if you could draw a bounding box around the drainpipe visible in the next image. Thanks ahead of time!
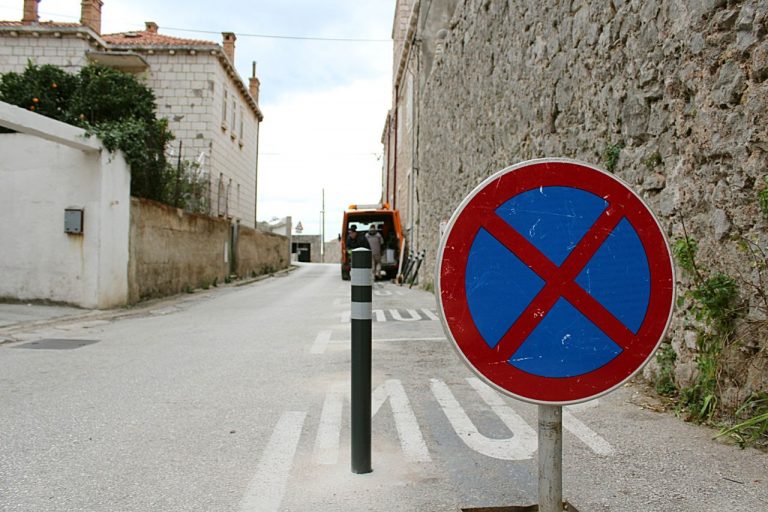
[385,113,391,205]
[393,96,398,210]
[408,37,421,253]
[250,62,261,227]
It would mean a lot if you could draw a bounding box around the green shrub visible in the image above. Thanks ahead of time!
[0,62,175,203]
[0,62,76,121]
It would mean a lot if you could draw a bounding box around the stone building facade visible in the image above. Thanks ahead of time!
[384,0,767,408]
[382,0,460,255]
[0,0,264,228]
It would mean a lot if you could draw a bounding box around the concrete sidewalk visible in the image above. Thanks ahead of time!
[0,302,95,330]
[0,266,300,344]
[0,299,140,345]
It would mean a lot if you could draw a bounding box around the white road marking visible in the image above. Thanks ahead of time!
[374,290,392,296]
[466,378,538,452]
[314,389,344,464]
[322,337,446,352]
[466,379,612,456]
[562,409,614,456]
[314,380,431,464]
[430,378,537,461]
[239,411,306,512]
[420,308,439,320]
[564,399,600,413]
[389,309,421,321]
[309,330,333,354]
[372,380,431,462]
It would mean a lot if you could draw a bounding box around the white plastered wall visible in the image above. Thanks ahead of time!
[0,102,130,308]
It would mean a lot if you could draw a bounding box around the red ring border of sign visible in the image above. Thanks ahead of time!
[436,158,676,405]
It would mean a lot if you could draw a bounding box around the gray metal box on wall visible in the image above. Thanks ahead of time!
[64,208,83,234]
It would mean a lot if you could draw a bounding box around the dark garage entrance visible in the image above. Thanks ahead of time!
[292,242,311,262]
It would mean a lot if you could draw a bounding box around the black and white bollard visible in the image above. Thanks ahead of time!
[350,248,372,474]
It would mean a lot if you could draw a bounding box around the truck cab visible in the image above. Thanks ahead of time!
[341,203,404,280]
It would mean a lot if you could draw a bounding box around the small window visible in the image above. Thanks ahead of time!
[239,108,244,140]
[231,98,236,128]
[222,88,228,127]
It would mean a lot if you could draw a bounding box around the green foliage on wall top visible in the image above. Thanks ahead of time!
[0,62,175,203]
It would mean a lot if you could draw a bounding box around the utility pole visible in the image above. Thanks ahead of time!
[321,188,325,262]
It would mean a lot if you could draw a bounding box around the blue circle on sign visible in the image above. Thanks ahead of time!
[465,186,651,378]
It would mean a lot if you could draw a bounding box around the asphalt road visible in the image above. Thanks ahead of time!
[1,263,766,511]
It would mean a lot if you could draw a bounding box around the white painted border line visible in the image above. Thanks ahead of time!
[239,411,306,512]
[310,330,333,354]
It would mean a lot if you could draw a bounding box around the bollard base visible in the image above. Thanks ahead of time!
[460,501,579,512]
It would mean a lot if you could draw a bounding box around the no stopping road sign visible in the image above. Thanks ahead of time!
[436,159,675,405]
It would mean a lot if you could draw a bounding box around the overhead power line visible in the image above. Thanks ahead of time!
[163,26,391,43]
[0,5,391,42]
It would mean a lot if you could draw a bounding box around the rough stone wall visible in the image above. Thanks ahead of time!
[418,0,767,404]
[236,227,290,276]
[128,197,230,302]
[128,198,288,303]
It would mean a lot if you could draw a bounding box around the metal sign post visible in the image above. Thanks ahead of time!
[538,405,563,512]
[350,248,373,474]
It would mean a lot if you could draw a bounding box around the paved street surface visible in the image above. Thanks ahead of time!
[1,263,766,511]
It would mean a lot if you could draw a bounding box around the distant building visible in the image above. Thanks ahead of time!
[0,0,264,228]
[291,234,321,263]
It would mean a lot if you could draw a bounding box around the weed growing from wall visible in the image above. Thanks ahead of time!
[602,141,624,173]
[671,228,740,424]
[654,342,677,397]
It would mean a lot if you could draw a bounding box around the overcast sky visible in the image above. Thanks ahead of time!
[0,0,394,240]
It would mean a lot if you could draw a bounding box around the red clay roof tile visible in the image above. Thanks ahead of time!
[102,30,216,47]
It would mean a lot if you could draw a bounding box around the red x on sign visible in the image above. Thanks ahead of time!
[436,159,675,404]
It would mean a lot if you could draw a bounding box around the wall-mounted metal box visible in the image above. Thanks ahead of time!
[64,208,84,234]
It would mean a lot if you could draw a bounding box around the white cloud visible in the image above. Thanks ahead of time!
[258,76,390,238]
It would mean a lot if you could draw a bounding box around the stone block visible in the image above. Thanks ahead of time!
[675,360,698,389]
[712,208,732,240]
[751,42,768,82]
[621,94,650,139]
[712,61,746,107]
